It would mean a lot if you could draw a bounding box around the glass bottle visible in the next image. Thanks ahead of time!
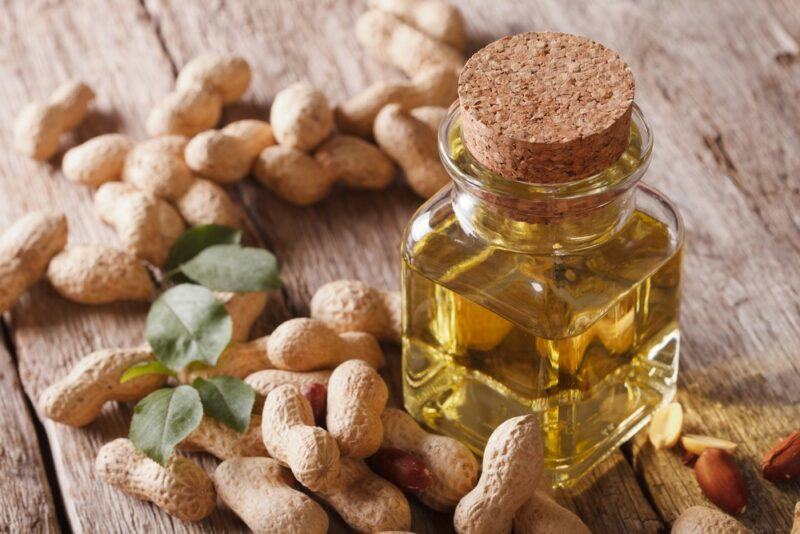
[400,32,684,487]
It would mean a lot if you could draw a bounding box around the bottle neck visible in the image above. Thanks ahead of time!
[440,103,653,254]
[450,181,637,253]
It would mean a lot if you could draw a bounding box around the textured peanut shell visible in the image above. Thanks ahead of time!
[46,245,154,304]
[261,384,341,491]
[176,54,252,104]
[381,408,478,511]
[176,178,241,229]
[180,336,272,383]
[314,134,395,190]
[356,9,464,77]
[454,415,544,534]
[94,182,186,266]
[513,492,590,534]
[185,130,252,184]
[310,280,401,343]
[253,145,334,206]
[671,505,752,534]
[316,457,411,533]
[49,81,95,130]
[180,415,267,459]
[246,369,332,411]
[14,101,65,159]
[214,457,328,534]
[96,438,216,522]
[220,336,273,378]
[327,359,388,458]
[146,85,223,137]
[270,81,334,151]
[215,290,268,341]
[14,80,95,160]
[39,347,166,427]
[122,144,194,200]
[267,318,384,371]
[222,119,275,158]
[409,105,447,133]
[336,65,458,138]
[62,133,134,186]
[368,0,466,50]
[138,135,189,159]
[792,501,800,534]
[156,200,186,258]
[0,211,68,314]
[374,103,449,198]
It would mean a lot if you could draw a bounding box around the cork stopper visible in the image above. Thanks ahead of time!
[458,32,635,183]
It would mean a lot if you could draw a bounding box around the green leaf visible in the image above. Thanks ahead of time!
[192,376,255,433]
[119,361,176,384]
[164,225,242,272]
[146,284,233,371]
[180,244,281,292]
[129,385,203,465]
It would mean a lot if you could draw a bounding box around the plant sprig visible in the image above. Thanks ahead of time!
[129,385,203,465]
[180,244,281,292]
[146,283,233,371]
[129,377,256,465]
[193,376,255,434]
[164,224,243,274]
[125,224,279,465]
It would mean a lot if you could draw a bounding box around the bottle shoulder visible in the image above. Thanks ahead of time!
[402,183,683,337]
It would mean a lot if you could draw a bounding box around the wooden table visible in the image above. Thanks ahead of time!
[1,1,799,532]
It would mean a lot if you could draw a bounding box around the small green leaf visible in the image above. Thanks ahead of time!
[164,225,242,272]
[146,284,233,371]
[129,385,203,465]
[180,244,281,291]
[192,376,255,433]
[120,361,176,384]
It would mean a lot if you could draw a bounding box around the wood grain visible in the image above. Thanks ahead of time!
[0,336,59,533]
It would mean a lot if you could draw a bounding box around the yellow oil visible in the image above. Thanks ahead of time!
[402,209,682,486]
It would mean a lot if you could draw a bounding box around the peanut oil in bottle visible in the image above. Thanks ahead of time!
[400,32,684,486]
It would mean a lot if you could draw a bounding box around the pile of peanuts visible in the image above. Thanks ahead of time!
[7,3,590,528]
[39,278,591,533]
[5,0,469,312]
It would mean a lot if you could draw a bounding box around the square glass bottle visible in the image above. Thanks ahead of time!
[401,32,684,487]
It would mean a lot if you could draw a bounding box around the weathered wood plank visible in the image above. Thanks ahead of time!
[144,0,664,532]
[0,1,247,532]
[0,335,60,533]
[522,0,800,531]
[558,452,663,534]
